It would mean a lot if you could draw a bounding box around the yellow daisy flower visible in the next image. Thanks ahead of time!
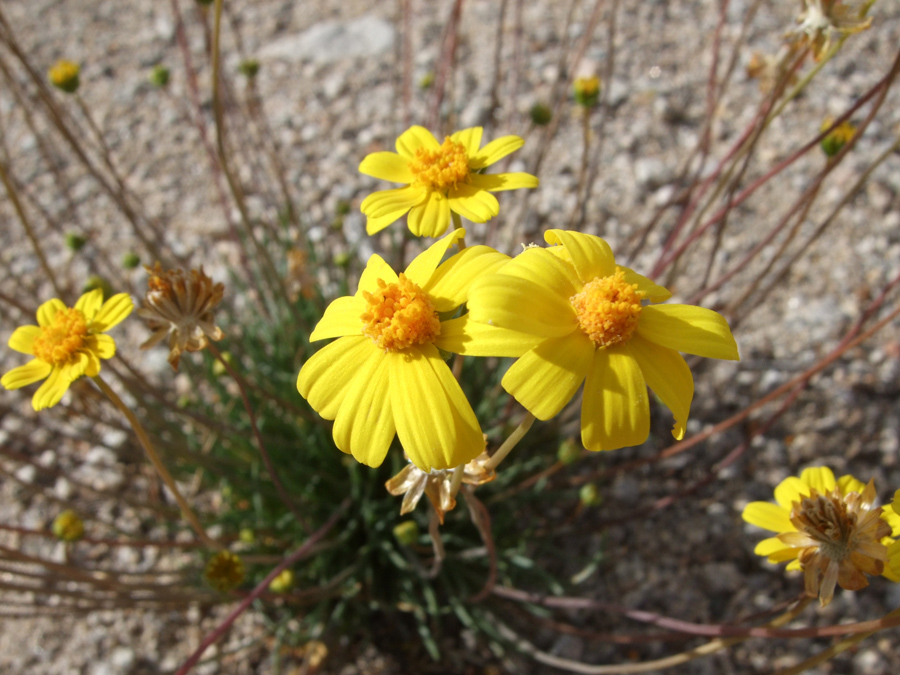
[358,126,539,237]
[2,289,133,411]
[742,467,899,606]
[454,230,738,451]
[297,229,508,471]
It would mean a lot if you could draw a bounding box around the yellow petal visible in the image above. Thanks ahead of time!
[357,254,399,296]
[468,172,539,192]
[502,332,594,420]
[836,473,865,497]
[75,288,103,319]
[389,345,484,471]
[893,488,900,517]
[468,273,577,338]
[297,336,373,420]
[447,184,499,223]
[37,298,66,327]
[450,127,483,156]
[407,189,451,238]
[424,245,509,312]
[627,334,693,441]
[883,507,900,539]
[637,305,739,361]
[358,151,413,184]
[403,228,465,288]
[83,349,101,377]
[436,314,540,357]
[887,540,900,579]
[361,186,425,234]
[332,349,394,467]
[395,125,440,158]
[469,134,524,169]
[755,536,798,559]
[1,359,52,389]
[620,267,672,302]
[86,334,116,359]
[499,245,581,295]
[310,296,365,342]
[544,230,616,285]
[742,501,794,533]
[799,467,836,494]
[32,367,71,411]
[774,476,812,509]
[581,346,650,452]
[92,293,134,332]
[8,325,40,354]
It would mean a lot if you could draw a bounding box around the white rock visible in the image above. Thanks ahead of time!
[258,15,394,64]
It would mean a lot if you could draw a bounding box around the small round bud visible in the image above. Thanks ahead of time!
[239,528,255,544]
[529,103,553,127]
[579,483,602,507]
[48,60,80,93]
[52,510,85,542]
[268,568,295,593]
[557,438,581,465]
[65,232,87,252]
[393,520,419,546]
[419,72,435,90]
[335,199,351,216]
[573,76,601,108]
[149,65,170,88]
[82,275,113,300]
[334,252,351,268]
[204,550,245,592]
[122,251,141,269]
[238,59,260,79]
[820,117,855,158]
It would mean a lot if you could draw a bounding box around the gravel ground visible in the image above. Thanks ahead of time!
[2,0,900,673]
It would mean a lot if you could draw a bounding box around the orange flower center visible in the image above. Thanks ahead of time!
[571,268,644,349]
[361,275,441,352]
[408,137,469,191]
[32,308,88,366]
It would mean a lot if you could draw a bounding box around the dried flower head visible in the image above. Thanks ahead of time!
[385,450,496,523]
[743,468,899,606]
[788,0,873,61]
[746,50,798,94]
[48,60,80,93]
[138,263,225,370]
[204,550,245,592]
[52,510,85,542]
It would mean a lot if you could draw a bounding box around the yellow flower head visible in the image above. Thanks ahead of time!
[742,467,900,606]
[137,263,225,370]
[204,550,245,592]
[297,229,509,471]
[268,568,295,593]
[2,289,133,410]
[358,126,539,238]
[820,116,856,157]
[48,59,80,93]
[573,76,601,107]
[460,230,739,452]
[789,0,873,61]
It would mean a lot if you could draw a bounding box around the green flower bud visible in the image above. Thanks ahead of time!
[52,510,85,542]
[579,483,602,507]
[820,117,855,158]
[149,65,170,88]
[82,275,113,301]
[557,438,581,465]
[573,76,601,108]
[65,232,87,252]
[419,72,435,90]
[529,103,553,126]
[238,59,260,79]
[268,568,295,593]
[211,351,233,376]
[238,528,255,544]
[334,252,351,268]
[122,251,141,269]
[393,520,419,546]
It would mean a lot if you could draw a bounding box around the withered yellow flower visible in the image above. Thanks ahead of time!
[48,59,80,93]
[204,550,245,592]
[138,263,225,370]
[789,0,873,61]
[1,289,133,410]
[743,467,900,606]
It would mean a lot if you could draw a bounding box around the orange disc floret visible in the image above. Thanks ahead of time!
[32,308,88,366]
[571,268,644,349]
[361,274,441,352]
[408,137,470,191]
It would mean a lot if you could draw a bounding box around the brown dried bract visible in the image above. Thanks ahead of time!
[138,263,225,370]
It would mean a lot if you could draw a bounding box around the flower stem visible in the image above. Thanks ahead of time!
[485,411,535,471]
[92,374,219,549]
